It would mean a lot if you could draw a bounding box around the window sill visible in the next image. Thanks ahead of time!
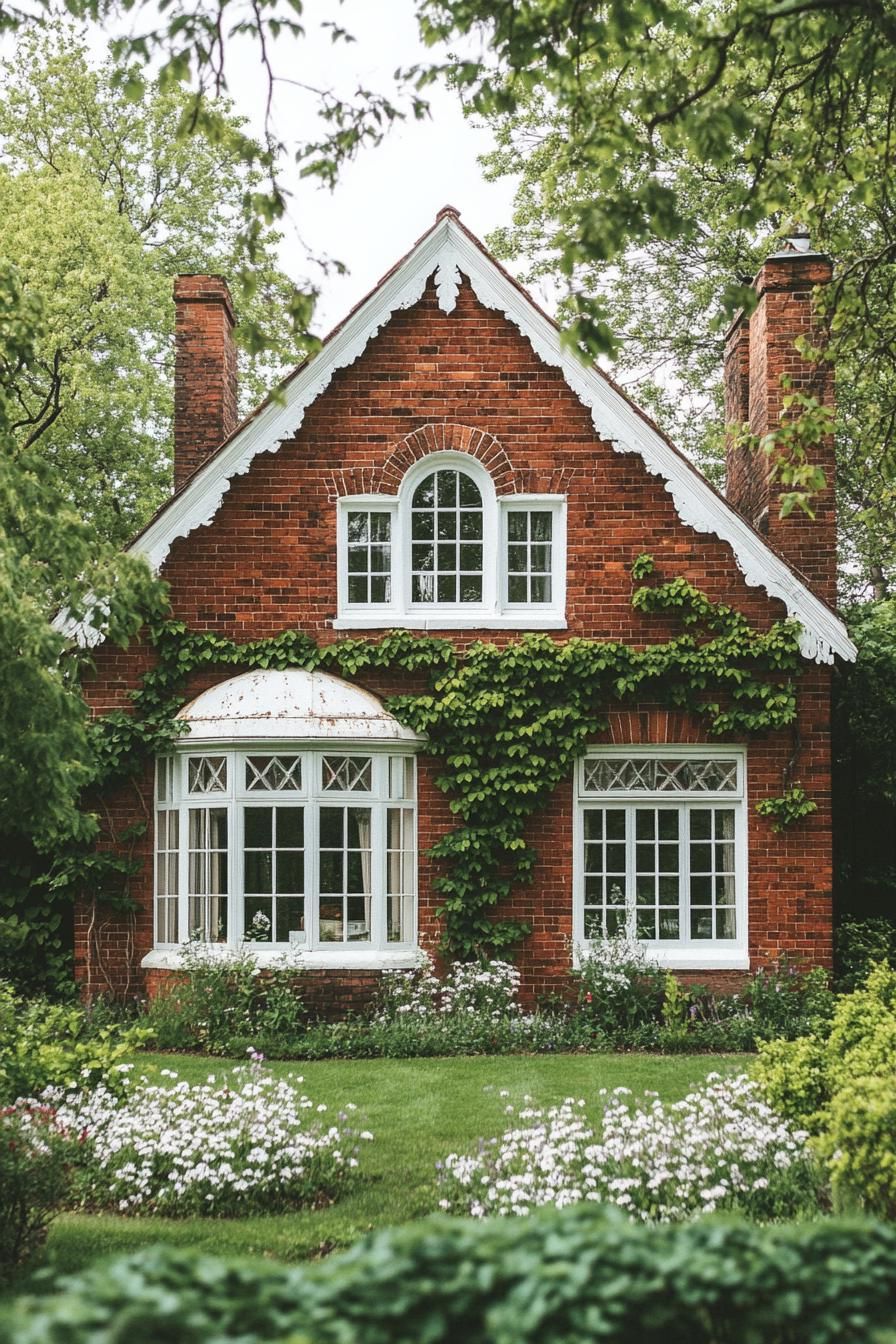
[574,944,750,972]
[333,614,568,631]
[141,948,422,973]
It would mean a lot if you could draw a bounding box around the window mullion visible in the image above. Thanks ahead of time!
[234,783,244,946]
[625,805,636,941]
[372,800,386,950]
[374,755,388,950]
[681,804,690,949]
[177,759,187,945]
[308,753,319,950]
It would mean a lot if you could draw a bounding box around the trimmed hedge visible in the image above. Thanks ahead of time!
[5,1207,896,1343]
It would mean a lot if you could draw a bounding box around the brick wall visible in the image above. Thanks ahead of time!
[78,272,836,1005]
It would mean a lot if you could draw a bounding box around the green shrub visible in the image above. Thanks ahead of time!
[827,961,896,1061]
[5,1211,896,1343]
[835,917,896,992]
[0,1103,73,1283]
[141,944,306,1054]
[571,934,666,1033]
[229,1008,601,1061]
[754,1034,830,1128]
[746,957,834,1041]
[753,962,896,1216]
[0,981,152,1103]
[822,1075,896,1220]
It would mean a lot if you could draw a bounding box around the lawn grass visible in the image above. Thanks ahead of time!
[35,1051,751,1280]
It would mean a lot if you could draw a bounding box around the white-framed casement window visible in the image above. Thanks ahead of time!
[152,746,417,965]
[335,452,566,629]
[573,746,748,969]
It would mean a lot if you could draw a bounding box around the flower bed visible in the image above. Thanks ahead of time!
[437,1073,820,1222]
[42,1054,372,1217]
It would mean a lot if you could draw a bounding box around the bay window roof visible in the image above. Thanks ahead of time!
[176,668,420,743]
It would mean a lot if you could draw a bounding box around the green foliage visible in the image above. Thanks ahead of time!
[753,1035,829,1128]
[142,944,306,1055]
[660,970,690,1049]
[0,258,166,990]
[826,961,896,1064]
[236,1009,599,1062]
[6,1210,896,1343]
[754,962,896,1217]
[0,23,304,547]
[453,1,896,592]
[824,1077,896,1220]
[745,959,834,1041]
[755,785,818,832]
[0,980,152,1104]
[78,562,803,960]
[0,1103,72,1283]
[571,936,667,1034]
[837,603,896,805]
[836,917,896,992]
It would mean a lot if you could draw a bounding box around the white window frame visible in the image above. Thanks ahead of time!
[146,744,419,971]
[335,452,567,629]
[573,744,749,970]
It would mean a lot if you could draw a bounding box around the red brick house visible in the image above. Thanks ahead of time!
[77,207,855,1004]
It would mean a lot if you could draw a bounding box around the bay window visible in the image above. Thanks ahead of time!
[574,748,747,968]
[154,747,417,958]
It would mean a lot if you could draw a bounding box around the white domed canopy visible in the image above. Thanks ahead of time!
[176,668,420,743]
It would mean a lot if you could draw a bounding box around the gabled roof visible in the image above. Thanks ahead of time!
[131,208,855,664]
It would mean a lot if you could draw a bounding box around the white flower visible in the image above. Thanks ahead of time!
[436,1074,812,1225]
[43,1063,372,1217]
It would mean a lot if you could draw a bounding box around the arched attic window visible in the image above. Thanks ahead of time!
[409,463,484,605]
[147,668,420,969]
[336,451,567,630]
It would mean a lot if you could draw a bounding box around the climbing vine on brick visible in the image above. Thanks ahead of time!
[78,560,804,958]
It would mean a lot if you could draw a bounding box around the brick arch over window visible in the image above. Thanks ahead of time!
[596,708,712,746]
[380,424,516,494]
[326,424,576,500]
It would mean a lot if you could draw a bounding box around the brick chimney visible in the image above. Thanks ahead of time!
[173,275,238,490]
[724,239,836,604]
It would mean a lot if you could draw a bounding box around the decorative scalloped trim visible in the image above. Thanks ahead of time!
[127,215,855,665]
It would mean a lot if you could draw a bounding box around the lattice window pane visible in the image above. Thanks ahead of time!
[411,470,483,605]
[188,756,227,793]
[245,755,302,792]
[321,755,372,792]
[633,807,680,940]
[583,757,738,793]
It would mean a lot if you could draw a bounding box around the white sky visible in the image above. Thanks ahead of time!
[222,0,523,331]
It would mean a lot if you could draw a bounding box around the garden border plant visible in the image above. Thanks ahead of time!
[6,1209,896,1344]
[60,557,810,965]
